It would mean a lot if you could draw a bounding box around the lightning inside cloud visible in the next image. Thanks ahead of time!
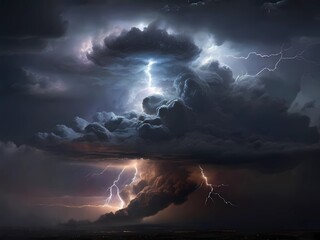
[144,59,163,96]
[224,44,320,78]
[145,60,156,87]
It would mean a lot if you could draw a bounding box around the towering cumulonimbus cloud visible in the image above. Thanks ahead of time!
[1,0,320,230]
[35,23,320,223]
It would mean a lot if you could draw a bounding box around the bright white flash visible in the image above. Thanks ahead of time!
[127,59,164,111]
[80,39,92,55]
[78,37,93,63]
[199,165,235,206]
[144,60,163,95]
[136,22,148,31]
[145,60,156,87]
[192,33,229,67]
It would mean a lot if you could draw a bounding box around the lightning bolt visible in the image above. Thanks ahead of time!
[144,59,163,95]
[225,44,320,79]
[104,163,139,209]
[104,167,126,209]
[34,164,139,210]
[199,165,235,206]
[145,60,156,87]
[89,163,139,209]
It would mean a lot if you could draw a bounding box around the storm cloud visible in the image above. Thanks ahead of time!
[36,55,319,172]
[163,0,320,45]
[97,161,197,224]
[88,24,200,65]
[2,0,320,230]
[0,0,67,54]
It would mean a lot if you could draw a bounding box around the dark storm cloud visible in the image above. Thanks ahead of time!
[36,58,319,174]
[142,95,168,115]
[61,0,320,47]
[0,59,26,95]
[88,24,200,66]
[0,0,66,38]
[0,0,67,53]
[152,160,320,230]
[0,0,76,144]
[0,52,132,144]
[163,0,320,45]
[0,37,47,54]
[97,161,197,224]
[1,0,320,230]
[1,0,319,146]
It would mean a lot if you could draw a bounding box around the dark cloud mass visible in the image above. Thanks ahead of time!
[163,0,320,45]
[36,59,319,164]
[1,0,320,231]
[0,0,67,53]
[97,162,197,224]
[88,24,200,66]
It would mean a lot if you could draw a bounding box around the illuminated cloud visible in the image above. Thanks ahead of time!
[1,0,320,230]
[87,23,200,66]
[97,161,198,224]
[36,54,319,168]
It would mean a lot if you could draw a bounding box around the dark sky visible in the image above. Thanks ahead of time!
[0,0,320,230]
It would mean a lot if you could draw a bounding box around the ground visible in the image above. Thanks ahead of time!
[0,226,319,240]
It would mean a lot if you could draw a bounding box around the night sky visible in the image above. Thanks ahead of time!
[1,0,320,232]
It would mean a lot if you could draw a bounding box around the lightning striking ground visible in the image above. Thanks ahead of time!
[199,165,235,206]
[104,167,127,209]
[34,164,139,210]
[104,163,139,209]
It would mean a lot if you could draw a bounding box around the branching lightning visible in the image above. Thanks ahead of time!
[34,163,139,210]
[104,167,126,209]
[224,44,320,79]
[199,165,235,206]
[104,163,139,209]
